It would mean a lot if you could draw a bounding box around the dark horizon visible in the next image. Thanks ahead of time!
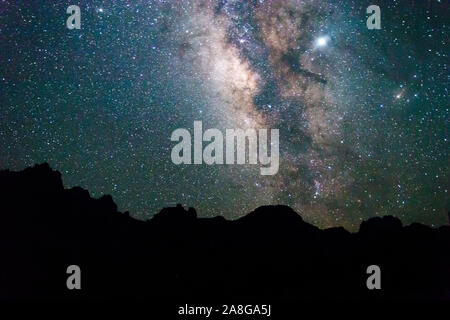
[1,163,449,300]
[3,162,450,232]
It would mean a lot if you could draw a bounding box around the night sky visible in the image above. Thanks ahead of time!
[1,0,448,231]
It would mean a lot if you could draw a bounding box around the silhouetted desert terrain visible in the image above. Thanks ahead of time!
[0,164,449,300]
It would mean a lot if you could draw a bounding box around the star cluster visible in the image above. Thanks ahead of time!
[0,0,448,230]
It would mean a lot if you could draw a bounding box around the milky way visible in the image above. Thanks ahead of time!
[0,0,448,230]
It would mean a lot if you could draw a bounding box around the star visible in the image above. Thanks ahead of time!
[315,36,330,48]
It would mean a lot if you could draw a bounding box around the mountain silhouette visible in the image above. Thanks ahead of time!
[0,163,449,300]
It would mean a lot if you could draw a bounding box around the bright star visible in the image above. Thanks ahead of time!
[315,36,329,48]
